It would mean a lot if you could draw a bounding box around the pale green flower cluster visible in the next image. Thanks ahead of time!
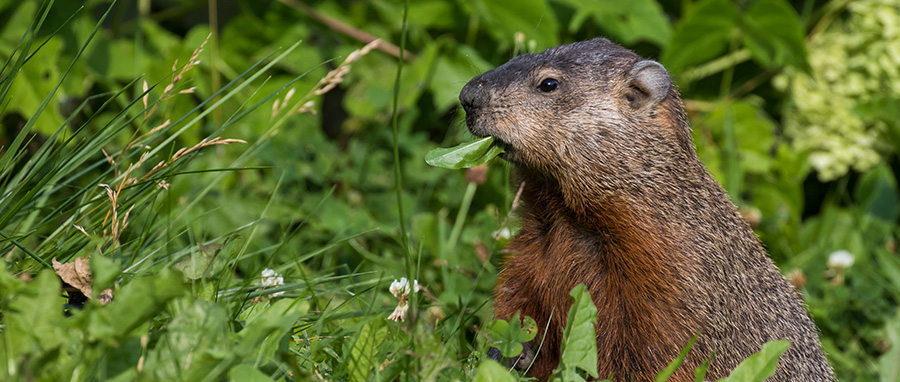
[776,0,900,181]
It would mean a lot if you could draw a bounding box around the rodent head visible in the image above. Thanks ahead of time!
[460,38,696,200]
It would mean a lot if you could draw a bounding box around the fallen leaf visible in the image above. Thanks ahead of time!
[52,257,113,305]
[53,257,92,297]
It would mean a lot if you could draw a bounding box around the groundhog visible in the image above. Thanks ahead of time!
[460,38,835,381]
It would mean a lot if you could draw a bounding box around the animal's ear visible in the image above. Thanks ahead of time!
[624,60,671,110]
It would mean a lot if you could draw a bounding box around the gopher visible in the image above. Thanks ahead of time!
[460,38,835,381]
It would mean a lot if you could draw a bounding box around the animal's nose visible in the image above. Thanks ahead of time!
[459,78,487,112]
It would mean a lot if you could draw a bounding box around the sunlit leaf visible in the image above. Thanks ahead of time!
[742,0,809,72]
[474,360,517,382]
[556,0,671,47]
[553,284,599,381]
[348,320,388,382]
[661,0,737,72]
[487,312,538,358]
[478,0,560,49]
[655,333,700,381]
[718,340,790,382]
[425,136,504,169]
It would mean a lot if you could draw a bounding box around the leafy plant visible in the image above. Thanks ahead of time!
[485,311,537,359]
[552,284,599,382]
[717,340,790,382]
[425,136,505,169]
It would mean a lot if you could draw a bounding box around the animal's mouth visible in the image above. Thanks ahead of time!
[470,128,512,156]
[493,138,513,159]
[465,117,515,162]
[486,136,515,163]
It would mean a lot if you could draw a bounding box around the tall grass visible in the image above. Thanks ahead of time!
[0,1,377,380]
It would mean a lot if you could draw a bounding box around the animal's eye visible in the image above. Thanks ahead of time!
[538,78,559,93]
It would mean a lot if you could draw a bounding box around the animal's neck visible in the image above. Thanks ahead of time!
[513,169,713,377]
[517,174,688,296]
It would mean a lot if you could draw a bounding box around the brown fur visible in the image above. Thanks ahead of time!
[460,38,835,381]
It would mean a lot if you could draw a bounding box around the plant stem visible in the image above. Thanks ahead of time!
[447,181,477,250]
[209,0,222,125]
[720,32,741,199]
[391,0,411,284]
[391,1,417,377]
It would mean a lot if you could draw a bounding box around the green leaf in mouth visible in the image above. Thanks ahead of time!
[424,136,505,169]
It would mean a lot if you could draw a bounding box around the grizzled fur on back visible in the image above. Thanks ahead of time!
[460,38,835,381]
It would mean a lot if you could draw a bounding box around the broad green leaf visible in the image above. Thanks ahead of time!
[878,311,900,382]
[104,337,142,381]
[173,243,223,280]
[90,253,120,291]
[553,284,599,381]
[742,0,809,72]
[425,136,505,169]
[348,320,388,382]
[478,0,560,49]
[661,0,737,73]
[408,0,456,29]
[237,298,309,348]
[0,261,24,296]
[655,333,700,382]
[83,35,137,80]
[855,164,900,222]
[487,318,521,357]
[88,269,187,341]
[718,340,790,382]
[556,0,671,47]
[7,38,66,136]
[474,360,517,382]
[431,44,492,111]
[856,96,900,154]
[875,248,900,294]
[487,312,538,358]
[229,365,275,382]
[695,99,777,183]
[694,353,714,382]
[4,269,67,357]
[142,300,229,381]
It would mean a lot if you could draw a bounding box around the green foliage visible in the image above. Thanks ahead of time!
[1,0,899,380]
[655,334,699,382]
[777,0,900,181]
[555,0,671,47]
[741,0,809,71]
[662,0,739,72]
[477,0,560,49]
[474,359,517,382]
[878,311,900,381]
[718,340,790,382]
[425,136,505,169]
[552,284,599,381]
[486,312,537,358]
[347,320,387,382]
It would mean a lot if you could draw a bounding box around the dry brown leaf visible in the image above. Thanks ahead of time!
[52,257,113,305]
[53,257,92,296]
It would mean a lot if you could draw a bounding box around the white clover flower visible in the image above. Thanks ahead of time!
[388,304,409,322]
[389,277,419,299]
[827,250,855,270]
[493,227,511,241]
[388,277,421,322]
[389,277,408,298]
[261,268,285,297]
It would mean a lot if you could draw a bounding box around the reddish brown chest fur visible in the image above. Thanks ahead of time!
[493,182,706,381]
